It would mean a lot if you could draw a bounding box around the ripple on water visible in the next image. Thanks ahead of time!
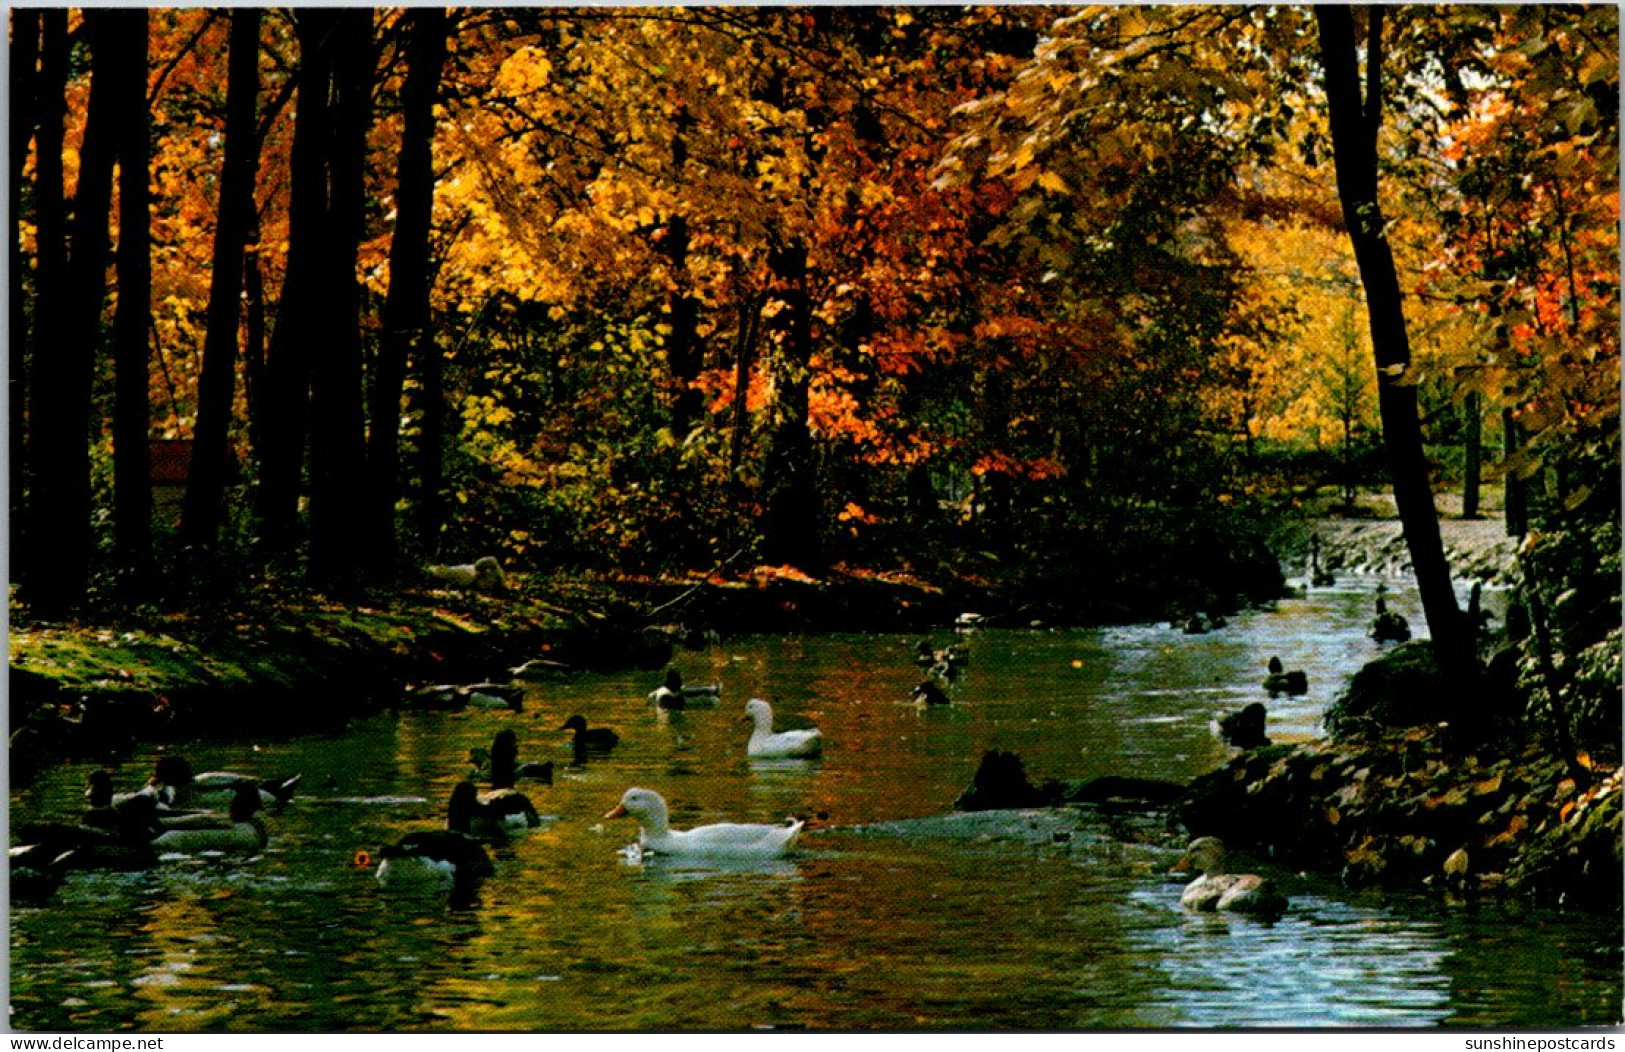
[7,595,1614,1030]
[1133,887,1453,1027]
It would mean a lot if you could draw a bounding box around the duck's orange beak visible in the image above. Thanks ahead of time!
[604,803,628,819]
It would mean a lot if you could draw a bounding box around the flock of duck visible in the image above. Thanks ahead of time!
[15,576,1413,920]
[10,667,832,908]
[1209,581,1414,753]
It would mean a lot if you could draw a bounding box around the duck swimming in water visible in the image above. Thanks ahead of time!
[1370,595,1411,643]
[373,784,495,900]
[1171,836,1287,917]
[149,756,301,810]
[460,779,541,838]
[560,714,620,758]
[604,787,804,859]
[150,785,268,856]
[648,668,722,710]
[1262,656,1308,697]
[741,699,823,759]
[470,730,554,785]
[12,794,165,872]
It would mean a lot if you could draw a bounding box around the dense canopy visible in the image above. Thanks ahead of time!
[9,7,1618,628]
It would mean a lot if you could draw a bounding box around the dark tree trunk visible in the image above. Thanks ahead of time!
[759,238,822,571]
[1340,405,1358,510]
[183,8,261,555]
[981,363,1014,543]
[110,9,154,596]
[727,291,763,486]
[1503,408,1528,537]
[368,7,446,579]
[25,11,119,618]
[243,226,268,458]
[19,10,68,608]
[1315,5,1471,683]
[415,319,446,554]
[665,105,704,438]
[9,10,41,540]
[256,12,339,556]
[257,11,334,554]
[1461,390,1482,520]
[665,215,704,437]
[306,9,373,594]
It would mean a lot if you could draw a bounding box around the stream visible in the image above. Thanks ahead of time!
[9,577,1620,1030]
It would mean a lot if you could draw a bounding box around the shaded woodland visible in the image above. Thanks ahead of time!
[9,8,1620,760]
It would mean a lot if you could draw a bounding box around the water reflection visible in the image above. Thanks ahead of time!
[9,578,1612,1030]
[1133,884,1453,1026]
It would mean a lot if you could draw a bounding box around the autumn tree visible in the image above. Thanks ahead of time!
[256,12,333,556]
[1318,6,1472,678]
[110,8,155,595]
[305,9,374,593]
[24,10,120,618]
[182,8,262,557]
[9,10,41,534]
[367,8,448,577]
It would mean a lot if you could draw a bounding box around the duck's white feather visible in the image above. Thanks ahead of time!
[607,787,803,858]
[375,855,458,888]
[743,699,823,759]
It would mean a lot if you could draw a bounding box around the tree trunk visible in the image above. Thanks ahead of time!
[663,104,704,439]
[257,11,334,555]
[9,10,41,540]
[25,11,119,618]
[183,8,261,555]
[665,213,704,437]
[980,363,1014,543]
[306,9,373,594]
[369,6,446,579]
[243,227,268,459]
[1340,405,1358,510]
[727,291,763,486]
[1315,5,1471,683]
[415,321,446,554]
[1461,389,1482,520]
[759,237,823,571]
[1502,408,1528,538]
[110,9,154,597]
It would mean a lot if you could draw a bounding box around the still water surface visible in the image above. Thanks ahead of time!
[10,579,1620,1030]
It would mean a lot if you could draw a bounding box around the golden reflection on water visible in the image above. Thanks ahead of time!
[9,585,1618,1030]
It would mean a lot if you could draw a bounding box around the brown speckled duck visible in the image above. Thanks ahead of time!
[1171,837,1287,917]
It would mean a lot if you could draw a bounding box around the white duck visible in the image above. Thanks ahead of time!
[1170,836,1287,917]
[742,698,823,759]
[604,787,804,859]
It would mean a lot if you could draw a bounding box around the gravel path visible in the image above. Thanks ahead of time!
[1307,514,1521,585]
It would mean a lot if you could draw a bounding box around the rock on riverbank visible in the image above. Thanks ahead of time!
[1179,726,1622,910]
